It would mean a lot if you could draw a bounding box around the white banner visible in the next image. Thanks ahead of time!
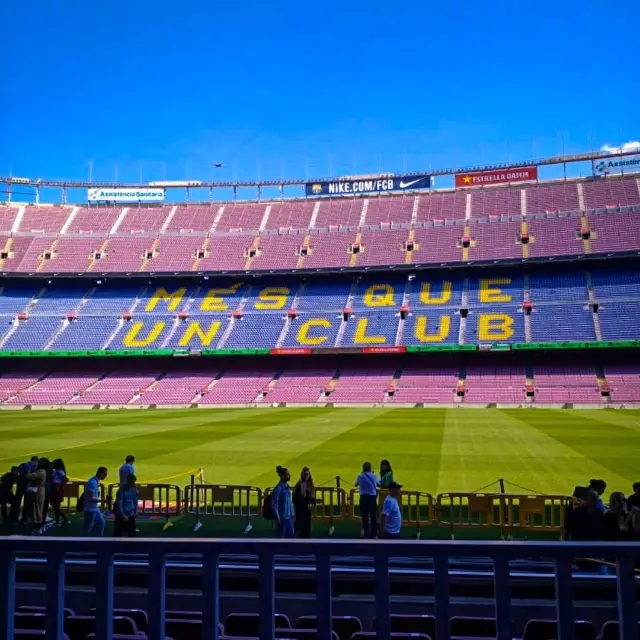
[593,153,640,175]
[88,188,165,202]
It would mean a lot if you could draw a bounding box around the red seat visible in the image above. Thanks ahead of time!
[224,613,291,637]
[296,615,362,640]
[450,616,516,637]
[599,620,640,640]
[14,632,70,640]
[18,605,74,619]
[352,634,430,640]
[90,608,148,632]
[275,630,339,640]
[523,619,597,640]
[64,615,137,640]
[373,614,436,637]
[14,613,47,631]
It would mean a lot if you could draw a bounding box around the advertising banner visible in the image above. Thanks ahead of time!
[593,153,640,175]
[305,174,431,196]
[88,188,166,202]
[270,347,312,355]
[362,346,407,354]
[455,166,538,188]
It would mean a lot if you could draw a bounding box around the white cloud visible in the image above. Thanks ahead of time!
[600,141,640,154]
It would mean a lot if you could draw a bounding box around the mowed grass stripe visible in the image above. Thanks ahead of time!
[246,407,401,489]
[438,409,630,496]
[0,408,280,479]
[176,407,374,486]
[504,409,639,487]
[249,408,447,493]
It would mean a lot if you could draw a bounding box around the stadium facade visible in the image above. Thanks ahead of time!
[1,151,639,408]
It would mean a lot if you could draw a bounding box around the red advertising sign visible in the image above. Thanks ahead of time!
[455,166,538,188]
[270,348,311,355]
[362,346,407,354]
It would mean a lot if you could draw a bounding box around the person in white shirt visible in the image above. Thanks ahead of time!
[355,461,379,538]
[382,481,403,539]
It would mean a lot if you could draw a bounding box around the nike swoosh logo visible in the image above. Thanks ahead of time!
[399,178,424,188]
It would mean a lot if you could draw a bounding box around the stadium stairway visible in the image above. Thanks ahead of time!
[522,275,533,343]
[131,372,167,404]
[140,238,160,271]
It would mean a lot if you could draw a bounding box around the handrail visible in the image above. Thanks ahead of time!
[1,537,638,640]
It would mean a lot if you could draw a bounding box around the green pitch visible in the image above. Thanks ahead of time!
[2,407,639,497]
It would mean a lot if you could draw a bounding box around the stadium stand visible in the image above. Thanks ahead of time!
[3,176,640,276]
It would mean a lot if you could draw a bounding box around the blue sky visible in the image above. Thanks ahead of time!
[2,0,639,199]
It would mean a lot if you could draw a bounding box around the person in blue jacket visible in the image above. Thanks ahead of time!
[271,466,294,538]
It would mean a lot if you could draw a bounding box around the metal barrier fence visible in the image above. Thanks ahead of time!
[264,486,348,530]
[349,489,434,533]
[1,537,638,640]
[59,481,106,514]
[106,484,182,523]
[435,493,576,538]
[184,484,263,530]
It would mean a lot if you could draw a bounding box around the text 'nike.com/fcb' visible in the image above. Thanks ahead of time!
[305,174,432,196]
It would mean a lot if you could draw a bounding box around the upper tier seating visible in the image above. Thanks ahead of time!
[1,176,639,275]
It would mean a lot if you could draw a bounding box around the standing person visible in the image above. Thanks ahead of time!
[565,490,604,541]
[25,458,49,533]
[588,479,607,512]
[41,458,53,530]
[271,466,294,538]
[114,474,138,537]
[355,462,379,539]
[627,482,640,511]
[50,459,69,526]
[293,467,315,538]
[379,460,394,489]
[381,481,403,539]
[119,455,136,486]
[84,467,108,537]
[603,492,629,541]
[0,467,19,524]
[16,456,39,522]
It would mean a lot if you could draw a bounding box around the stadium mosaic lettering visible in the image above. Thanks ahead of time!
[113,277,520,349]
[305,174,431,196]
[3,268,638,353]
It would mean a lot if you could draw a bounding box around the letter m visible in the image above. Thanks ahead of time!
[145,287,187,312]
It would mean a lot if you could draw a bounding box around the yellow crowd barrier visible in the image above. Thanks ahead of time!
[435,492,576,538]
[59,480,107,514]
[184,484,263,531]
[349,489,434,535]
[107,483,182,523]
[264,486,348,531]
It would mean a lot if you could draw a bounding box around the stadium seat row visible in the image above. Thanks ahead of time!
[1,358,637,405]
[1,269,639,350]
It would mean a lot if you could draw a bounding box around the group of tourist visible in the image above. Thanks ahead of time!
[565,478,640,543]
[269,459,402,539]
[0,454,139,538]
[0,456,70,533]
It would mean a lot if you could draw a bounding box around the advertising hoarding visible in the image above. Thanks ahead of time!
[305,174,431,196]
[88,188,165,202]
[593,153,640,175]
[455,167,538,188]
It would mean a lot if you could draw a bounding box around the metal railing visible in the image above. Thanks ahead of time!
[0,537,638,640]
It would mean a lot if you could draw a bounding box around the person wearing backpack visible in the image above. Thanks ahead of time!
[84,467,108,536]
[355,461,379,538]
[271,466,294,538]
